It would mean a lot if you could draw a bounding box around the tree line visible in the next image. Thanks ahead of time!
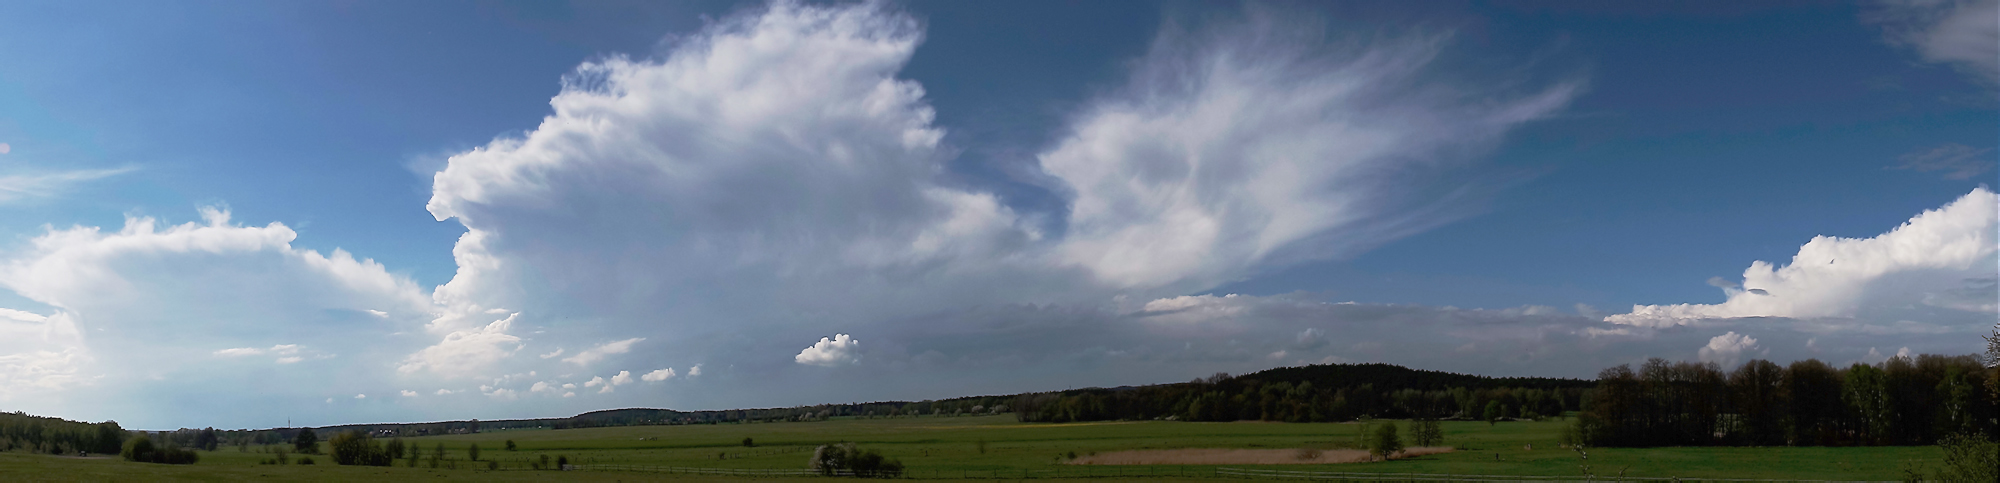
[1013,363,1595,423]
[0,411,125,456]
[1579,354,1997,447]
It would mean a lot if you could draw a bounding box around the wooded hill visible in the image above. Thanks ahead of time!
[1012,363,1595,423]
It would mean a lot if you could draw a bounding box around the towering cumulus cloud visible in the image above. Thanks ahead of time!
[1610,188,1998,327]
[419,1,1046,376]
[414,1,1579,386]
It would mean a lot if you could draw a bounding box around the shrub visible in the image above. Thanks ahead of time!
[469,443,480,461]
[505,439,517,451]
[742,437,754,447]
[809,443,904,478]
[298,457,315,465]
[1933,433,1999,483]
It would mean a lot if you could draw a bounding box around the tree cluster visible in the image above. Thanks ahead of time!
[1580,354,1996,447]
[327,431,395,466]
[1407,418,1444,447]
[119,435,198,464]
[0,411,125,456]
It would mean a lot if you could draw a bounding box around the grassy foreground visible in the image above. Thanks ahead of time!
[0,415,1939,481]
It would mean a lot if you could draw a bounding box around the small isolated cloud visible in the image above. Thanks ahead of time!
[484,387,518,400]
[1292,328,1328,350]
[0,143,10,154]
[276,357,302,364]
[1610,188,1996,326]
[562,392,575,398]
[561,338,644,366]
[1697,332,1759,367]
[795,334,862,367]
[688,364,702,377]
[530,381,555,393]
[213,347,264,357]
[398,314,524,377]
[354,393,366,399]
[610,370,633,386]
[365,309,389,318]
[435,389,455,396]
[400,390,417,397]
[583,376,606,388]
[1706,276,1738,289]
[1867,0,2000,84]
[1864,347,1888,363]
[326,398,333,404]
[1891,143,1996,180]
[641,368,677,382]
[539,348,564,359]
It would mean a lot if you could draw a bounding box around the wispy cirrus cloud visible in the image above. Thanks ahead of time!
[1867,0,1999,84]
[1890,143,1996,179]
[0,167,134,204]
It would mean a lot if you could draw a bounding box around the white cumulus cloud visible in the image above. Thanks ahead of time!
[795,334,862,367]
[1609,188,1997,327]
[610,370,633,386]
[561,338,644,366]
[641,368,677,382]
[398,314,524,377]
[1697,332,1759,367]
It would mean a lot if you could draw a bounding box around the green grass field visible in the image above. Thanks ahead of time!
[0,415,1940,481]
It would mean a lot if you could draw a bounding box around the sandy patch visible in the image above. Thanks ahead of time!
[1066,447,1453,465]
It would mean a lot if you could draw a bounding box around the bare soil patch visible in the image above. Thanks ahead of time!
[1066,447,1453,465]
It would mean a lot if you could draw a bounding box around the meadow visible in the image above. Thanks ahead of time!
[0,415,1941,481]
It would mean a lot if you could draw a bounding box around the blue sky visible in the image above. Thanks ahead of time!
[0,0,1993,430]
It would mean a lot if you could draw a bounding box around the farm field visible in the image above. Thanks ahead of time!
[0,415,1940,481]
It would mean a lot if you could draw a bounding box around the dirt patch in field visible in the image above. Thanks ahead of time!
[1065,447,1453,465]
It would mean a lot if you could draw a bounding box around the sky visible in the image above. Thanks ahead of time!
[0,0,1993,430]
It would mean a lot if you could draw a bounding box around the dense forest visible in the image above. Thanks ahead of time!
[1580,354,1997,447]
[1012,363,1596,423]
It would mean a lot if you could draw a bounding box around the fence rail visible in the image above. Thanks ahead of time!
[1214,468,1899,483]
[569,464,1898,482]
